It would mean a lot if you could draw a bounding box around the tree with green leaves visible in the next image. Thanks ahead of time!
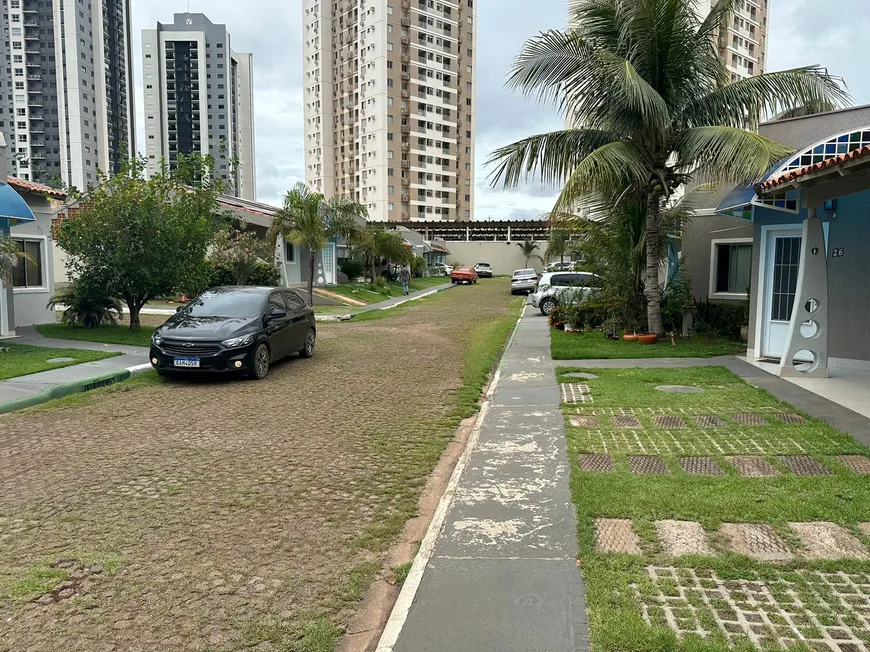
[211,225,276,286]
[490,0,848,335]
[269,183,365,303]
[516,237,544,268]
[352,225,413,282]
[54,154,227,331]
[546,228,572,264]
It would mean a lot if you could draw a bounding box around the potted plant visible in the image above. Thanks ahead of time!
[637,333,658,345]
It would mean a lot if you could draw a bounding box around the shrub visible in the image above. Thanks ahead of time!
[411,255,427,278]
[693,301,749,341]
[339,258,366,282]
[549,306,567,330]
[209,262,279,288]
[47,279,122,328]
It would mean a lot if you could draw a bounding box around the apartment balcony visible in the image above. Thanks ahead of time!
[401,161,410,169]
[401,0,410,9]
[401,178,410,186]
[401,17,410,27]
[401,54,410,64]
[30,140,46,148]
[402,142,410,151]
[27,102,42,108]
[25,61,40,68]
[30,152,46,160]
[401,194,410,203]
[401,125,410,134]
[24,34,40,41]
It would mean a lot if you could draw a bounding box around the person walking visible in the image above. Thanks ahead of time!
[400,265,411,296]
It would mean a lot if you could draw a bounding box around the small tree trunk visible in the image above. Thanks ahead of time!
[308,250,316,306]
[560,253,565,263]
[127,299,141,332]
[644,193,665,337]
[370,258,377,283]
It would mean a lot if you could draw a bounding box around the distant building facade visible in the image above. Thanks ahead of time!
[142,13,256,200]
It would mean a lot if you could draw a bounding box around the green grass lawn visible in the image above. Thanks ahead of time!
[320,276,449,305]
[551,329,746,360]
[563,366,870,651]
[0,344,120,381]
[36,323,155,348]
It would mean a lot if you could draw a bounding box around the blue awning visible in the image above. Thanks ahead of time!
[0,181,35,224]
[715,158,789,221]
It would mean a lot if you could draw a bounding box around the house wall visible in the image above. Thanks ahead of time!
[749,189,870,363]
[683,213,754,303]
[440,241,552,276]
[759,105,870,150]
[11,203,56,327]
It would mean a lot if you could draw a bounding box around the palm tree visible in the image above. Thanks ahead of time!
[489,0,848,335]
[0,236,33,285]
[516,238,544,268]
[546,228,571,264]
[269,183,365,303]
[353,225,412,282]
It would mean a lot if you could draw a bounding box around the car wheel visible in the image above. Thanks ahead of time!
[249,343,270,380]
[300,328,316,358]
[540,298,558,315]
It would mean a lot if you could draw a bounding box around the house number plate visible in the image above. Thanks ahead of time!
[832,248,844,257]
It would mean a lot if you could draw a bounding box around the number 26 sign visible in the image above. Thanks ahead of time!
[832,248,844,257]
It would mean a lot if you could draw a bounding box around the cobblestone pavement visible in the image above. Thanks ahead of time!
[0,281,517,651]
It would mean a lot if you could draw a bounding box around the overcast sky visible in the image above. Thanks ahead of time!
[131,0,870,216]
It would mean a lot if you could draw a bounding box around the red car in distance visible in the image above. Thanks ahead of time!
[450,266,479,285]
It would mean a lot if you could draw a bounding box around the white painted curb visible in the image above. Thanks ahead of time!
[127,363,154,376]
[375,304,527,652]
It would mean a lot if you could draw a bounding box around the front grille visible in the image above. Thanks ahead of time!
[160,340,222,356]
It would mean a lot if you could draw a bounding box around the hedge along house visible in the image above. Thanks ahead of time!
[0,133,66,337]
[715,123,870,379]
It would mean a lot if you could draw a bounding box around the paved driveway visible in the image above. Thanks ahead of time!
[0,280,516,651]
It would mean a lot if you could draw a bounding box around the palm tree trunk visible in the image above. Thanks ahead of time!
[644,194,665,337]
[370,258,377,283]
[308,249,316,306]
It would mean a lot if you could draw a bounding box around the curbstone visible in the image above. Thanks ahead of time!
[0,368,135,415]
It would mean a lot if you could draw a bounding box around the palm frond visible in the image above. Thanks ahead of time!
[488,128,623,188]
[554,141,651,212]
[681,66,851,128]
[676,126,794,184]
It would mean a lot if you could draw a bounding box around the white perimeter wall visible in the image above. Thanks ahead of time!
[443,241,551,276]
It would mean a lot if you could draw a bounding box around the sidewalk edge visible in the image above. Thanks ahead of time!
[0,364,146,415]
[374,303,527,652]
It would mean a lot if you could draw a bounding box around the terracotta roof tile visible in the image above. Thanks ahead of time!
[6,176,67,198]
[757,145,870,193]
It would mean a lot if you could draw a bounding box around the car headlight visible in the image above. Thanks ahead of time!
[152,332,162,346]
[221,334,254,348]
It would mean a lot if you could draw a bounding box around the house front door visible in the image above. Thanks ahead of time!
[762,230,802,360]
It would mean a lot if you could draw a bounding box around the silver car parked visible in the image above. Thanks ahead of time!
[510,268,539,295]
[530,271,596,315]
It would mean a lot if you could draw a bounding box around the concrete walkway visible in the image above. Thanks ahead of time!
[380,308,589,652]
[1,327,149,408]
[319,282,454,321]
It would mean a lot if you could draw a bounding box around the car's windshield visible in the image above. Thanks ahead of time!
[185,290,264,318]
[515,269,536,276]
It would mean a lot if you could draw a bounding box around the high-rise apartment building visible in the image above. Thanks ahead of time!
[302,0,477,222]
[0,0,135,188]
[142,13,256,200]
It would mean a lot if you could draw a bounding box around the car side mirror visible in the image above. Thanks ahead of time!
[265,309,287,322]
[176,306,184,313]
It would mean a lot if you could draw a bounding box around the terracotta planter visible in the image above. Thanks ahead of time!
[638,334,658,345]
[623,334,638,342]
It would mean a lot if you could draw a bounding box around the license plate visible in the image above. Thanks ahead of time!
[173,357,200,368]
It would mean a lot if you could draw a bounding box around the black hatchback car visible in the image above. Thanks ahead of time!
[149,286,316,380]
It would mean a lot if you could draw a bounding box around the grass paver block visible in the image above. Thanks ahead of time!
[731,413,769,426]
[652,415,687,429]
[569,415,599,428]
[789,522,870,560]
[561,383,592,404]
[655,520,715,556]
[727,456,780,477]
[635,567,870,648]
[613,415,643,429]
[719,523,794,562]
[772,412,810,425]
[594,518,641,554]
[836,456,870,475]
[628,455,669,475]
[679,456,724,476]
[578,454,614,472]
[694,415,726,428]
[777,455,833,476]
